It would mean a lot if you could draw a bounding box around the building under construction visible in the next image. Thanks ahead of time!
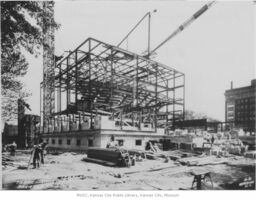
[39,1,217,150]
[40,36,185,150]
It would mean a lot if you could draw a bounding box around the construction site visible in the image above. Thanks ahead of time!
[2,1,256,191]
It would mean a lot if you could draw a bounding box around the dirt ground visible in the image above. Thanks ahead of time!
[2,151,255,190]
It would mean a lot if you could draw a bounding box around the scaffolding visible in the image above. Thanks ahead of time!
[40,37,185,133]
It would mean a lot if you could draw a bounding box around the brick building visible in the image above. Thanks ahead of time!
[225,79,256,132]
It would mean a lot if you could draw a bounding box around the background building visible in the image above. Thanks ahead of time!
[18,114,40,148]
[2,99,40,148]
[225,79,256,132]
[2,123,18,146]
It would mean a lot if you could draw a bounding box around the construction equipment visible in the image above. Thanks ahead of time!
[191,169,213,190]
[42,1,55,127]
[148,1,216,57]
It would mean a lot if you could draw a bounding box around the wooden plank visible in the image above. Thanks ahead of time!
[82,157,117,167]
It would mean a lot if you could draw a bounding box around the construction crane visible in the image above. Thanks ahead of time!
[148,1,216,57]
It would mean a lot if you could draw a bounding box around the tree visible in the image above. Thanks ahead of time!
[1,1,59,122]
[1,50,30,121]
[184,109,220,122]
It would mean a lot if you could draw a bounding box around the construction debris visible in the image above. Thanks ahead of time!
[2,151,255,190]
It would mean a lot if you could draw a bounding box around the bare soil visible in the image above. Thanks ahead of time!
[2,151,255,190]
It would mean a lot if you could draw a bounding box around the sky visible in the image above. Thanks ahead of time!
[21,0,255,122]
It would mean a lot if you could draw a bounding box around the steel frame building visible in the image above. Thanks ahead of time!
[40,37,185,134]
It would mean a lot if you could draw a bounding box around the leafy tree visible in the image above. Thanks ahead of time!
[1,1,59,122]
[1,51,30,121]
[184,109,219,122]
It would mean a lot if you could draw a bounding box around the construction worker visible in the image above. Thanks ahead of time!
[10,141,17,156]
[106,135,118,148]
[211,135,215,145]
[39,142,47,164]
[32,145,41,168]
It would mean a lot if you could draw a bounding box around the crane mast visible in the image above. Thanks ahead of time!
[42,1,55,125]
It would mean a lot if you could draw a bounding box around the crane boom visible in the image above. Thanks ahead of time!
[149,1,216,56]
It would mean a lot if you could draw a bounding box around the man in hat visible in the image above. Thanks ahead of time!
[39,142,48,164]
[32,145,41,168]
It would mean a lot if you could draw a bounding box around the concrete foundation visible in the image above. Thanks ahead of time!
[42,129,166,151]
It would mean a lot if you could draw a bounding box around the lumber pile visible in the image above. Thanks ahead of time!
[2,155,14,166]
[144,151,165,160]
[178,155,228,166]
[144,142,169,160]
[83,147,131,167]
[244,151,256,159]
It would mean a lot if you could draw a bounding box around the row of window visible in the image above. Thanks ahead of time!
[227,92,253,100]
[236,105,254,110]
[45,138,143,146]
[236,112,255,116]
[236,97,255,104]
[236,117,255,122]
[48,138,93,147]
[109,139,142,146]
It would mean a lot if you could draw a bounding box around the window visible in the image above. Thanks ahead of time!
[228,113,234,117]
[117,139,124,146]
[88,139,93,147]
[227,107,234,111]
[58,139,62,145]
[135,140,142,146]
[67,139,71,145]
[76,139,81,146]
[52,139,55,144]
